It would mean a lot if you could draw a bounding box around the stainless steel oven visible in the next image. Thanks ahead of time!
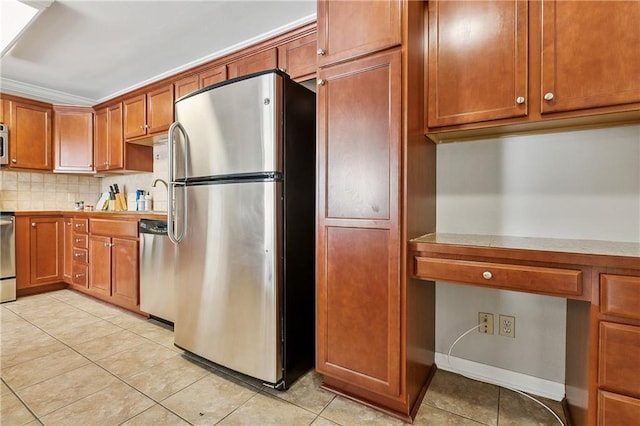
[0,124,8,165]
[0,213,16,302]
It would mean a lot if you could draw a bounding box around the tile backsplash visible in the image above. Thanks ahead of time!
[0,143,169,212]
[0,170,102,211]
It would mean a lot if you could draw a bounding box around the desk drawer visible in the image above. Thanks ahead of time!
[601,275,640,321]
[72,218,88,234]
[72,263,88,287]
[598,390,640,425]
[414,257,582,296]
[73,234,88,249]
[72,248,88,264]
[599,322,640,398]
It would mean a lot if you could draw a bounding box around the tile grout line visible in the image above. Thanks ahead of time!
[0,376,44,426]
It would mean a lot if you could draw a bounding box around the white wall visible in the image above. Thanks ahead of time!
[435,125,640,387]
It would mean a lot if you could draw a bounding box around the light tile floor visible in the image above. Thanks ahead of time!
[1,290,567,425]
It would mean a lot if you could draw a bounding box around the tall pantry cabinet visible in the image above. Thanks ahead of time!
[315,0,436,420]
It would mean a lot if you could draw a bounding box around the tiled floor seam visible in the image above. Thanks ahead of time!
[1,377,41,424]
[419,399,495,426]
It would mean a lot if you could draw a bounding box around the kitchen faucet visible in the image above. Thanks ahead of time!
[152,178,168,189]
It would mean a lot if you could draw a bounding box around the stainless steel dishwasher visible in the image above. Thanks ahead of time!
[139,219,175,323]
[0,212,16,303]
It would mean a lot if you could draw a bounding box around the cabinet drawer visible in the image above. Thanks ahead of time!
[90,219,138,238]
[73,234,88,249]
[72,263,88,287]
[599,322,640,398]
[72,218,88,234]
[414,257,582,296]
[601,275,640,321]
[598,390,640,426]
[72,248,88,264]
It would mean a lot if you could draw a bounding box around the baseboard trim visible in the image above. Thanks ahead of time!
[435,352,565,401]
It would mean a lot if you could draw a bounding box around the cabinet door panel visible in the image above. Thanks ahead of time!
[123,94,146,139]
[318,50,400,220]
[200,65,227,88]
[317,227,400,396]
[278,33,317,81]
[175,75,199,99]
[94,108,109,171]
[599,322,640,398]
[541,0,640,113]
[427,0,528,127]
[147,85,174,134]
[89,235,112,297]
[54,107,93,172]
[29,217,62,285]
[111,237,139,308]
[598,391,640,426]
[108,103,124,169]
[227,49,277,79]
[317,0,401,67]
[10,102,52,170]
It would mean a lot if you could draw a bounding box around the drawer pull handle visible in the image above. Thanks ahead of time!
[75,223,82,228]
[75,273,84,278]
[75,238,83,242]
[74,253,82,257]
[482,271,493,280]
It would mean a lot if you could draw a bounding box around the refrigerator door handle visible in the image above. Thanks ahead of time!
[168,121,187,244]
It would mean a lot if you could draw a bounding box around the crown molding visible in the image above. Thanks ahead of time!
[95,13,317,104]
[0,77,96,106]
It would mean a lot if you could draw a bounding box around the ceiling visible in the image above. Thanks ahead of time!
[0,0,316,106]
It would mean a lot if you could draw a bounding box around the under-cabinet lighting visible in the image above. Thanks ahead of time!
[0,0,52,57]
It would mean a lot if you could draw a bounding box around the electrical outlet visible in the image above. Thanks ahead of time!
[499,315,515,338]
[478,312,494,334]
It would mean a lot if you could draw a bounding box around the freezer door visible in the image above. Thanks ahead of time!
[173,72,283,180]
[174,181,283,383]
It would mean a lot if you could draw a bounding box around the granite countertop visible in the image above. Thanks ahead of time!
[10,210,167,220]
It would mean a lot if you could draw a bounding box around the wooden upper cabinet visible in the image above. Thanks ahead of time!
[200,65,227,88]
[175,75,199,99]
[540,0,640,114]
[227,49,277,79]
[8,99,52,170]
[278,33,317,81]
[53,106,93,172]
[427,0,528,127]
[123,84,174,140]
[317,0,401,67]
[94,103,123,171]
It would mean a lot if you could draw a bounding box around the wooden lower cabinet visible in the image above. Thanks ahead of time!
[62,218,73,283]
[598,391,640,426]
[88,219,139,311]
[15,216,63,290]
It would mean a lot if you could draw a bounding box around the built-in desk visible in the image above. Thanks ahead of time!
[408,233,640,426]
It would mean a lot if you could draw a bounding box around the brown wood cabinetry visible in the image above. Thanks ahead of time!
[4,96,52,170]
[227,49,277,79]
[597,273,640,424]
[62,217,73,283]
[70,218,89,288]
[53,106,93,172]
[278,33,317,81]
[540,0,640,114]
[317,0,401,67]
[199,65,227,88]
[316,1,434,420]
[88,219,139,310]
[94,103,124,171]
[426,0,640,137]
[427,0,528,127]
[123,84,174,140]
[174,75,200,99]
[15,216,63,290]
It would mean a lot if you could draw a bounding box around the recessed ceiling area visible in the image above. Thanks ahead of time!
[0,0,316,106]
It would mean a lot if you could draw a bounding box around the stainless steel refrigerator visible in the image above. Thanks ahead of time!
[167,70,315,388]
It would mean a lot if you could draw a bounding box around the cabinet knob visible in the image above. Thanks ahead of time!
[544,92,555,101]
[75,273,84,278]
[11,159,16,163]
[75,238,82,242]
[317,48,326,56]
[482,271,493,280]
[317,79,325,86]
[75,223,82,228]
[516,96,525,104]
[74,253,82,257]
[144,124,149,129]
[104,161,108,165]
[31,222,36,227]
[87,164,91,167]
